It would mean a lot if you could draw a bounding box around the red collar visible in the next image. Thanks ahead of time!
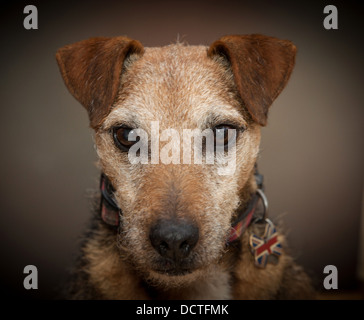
[227,189,267,243]
[99,173,268,243]
[227,198,256,243]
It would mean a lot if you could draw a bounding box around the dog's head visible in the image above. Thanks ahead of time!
[56,35,296,286]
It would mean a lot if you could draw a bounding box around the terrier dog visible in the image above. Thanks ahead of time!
[56,34,314,299]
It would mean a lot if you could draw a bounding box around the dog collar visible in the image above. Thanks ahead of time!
[227,188,267,243]
[100,173,120,226]
[99,167,268,243]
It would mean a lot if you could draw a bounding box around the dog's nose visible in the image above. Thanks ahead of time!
[149,220,199,262]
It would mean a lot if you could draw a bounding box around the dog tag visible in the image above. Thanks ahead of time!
[249,219,282,268]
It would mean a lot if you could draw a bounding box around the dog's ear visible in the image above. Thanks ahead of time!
[56,37,144,129]
[208,34,296,126]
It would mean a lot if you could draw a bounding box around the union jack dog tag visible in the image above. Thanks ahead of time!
[249,219,282,268]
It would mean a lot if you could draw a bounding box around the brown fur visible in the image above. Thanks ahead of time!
[208,35,297,126]
[56,36,144,129]
[57,34,314,299]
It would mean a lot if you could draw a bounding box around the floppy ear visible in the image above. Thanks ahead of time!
[56,36,144,129]
[208,34,296,126]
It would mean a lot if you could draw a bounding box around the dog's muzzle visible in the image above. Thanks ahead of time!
[99,165,269,274]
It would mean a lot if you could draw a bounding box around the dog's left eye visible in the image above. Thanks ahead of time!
[113,126,139,151]
[213,125,237,147]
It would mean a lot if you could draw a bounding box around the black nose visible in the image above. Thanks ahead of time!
[149,220,199,262]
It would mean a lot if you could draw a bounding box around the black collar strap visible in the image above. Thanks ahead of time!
[100,174,120,226]
[99,166,268,243]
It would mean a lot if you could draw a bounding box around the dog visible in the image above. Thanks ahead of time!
[56,34,314,299]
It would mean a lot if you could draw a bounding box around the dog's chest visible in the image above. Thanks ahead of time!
[188,271,232,300]
[154,270,232,300]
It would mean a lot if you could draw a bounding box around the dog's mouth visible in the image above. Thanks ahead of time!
[152,267,194,276]
[150,256,198,276]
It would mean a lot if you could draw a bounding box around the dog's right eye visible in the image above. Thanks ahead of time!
[113,126,139,151]
[213,124,237,148]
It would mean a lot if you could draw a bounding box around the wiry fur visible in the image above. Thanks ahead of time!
[57,35,315,299]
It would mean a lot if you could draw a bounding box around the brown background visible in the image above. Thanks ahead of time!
[0,0,363,299]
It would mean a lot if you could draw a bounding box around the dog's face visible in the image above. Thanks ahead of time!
[56,35,296,287]
[96,45,261,284]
